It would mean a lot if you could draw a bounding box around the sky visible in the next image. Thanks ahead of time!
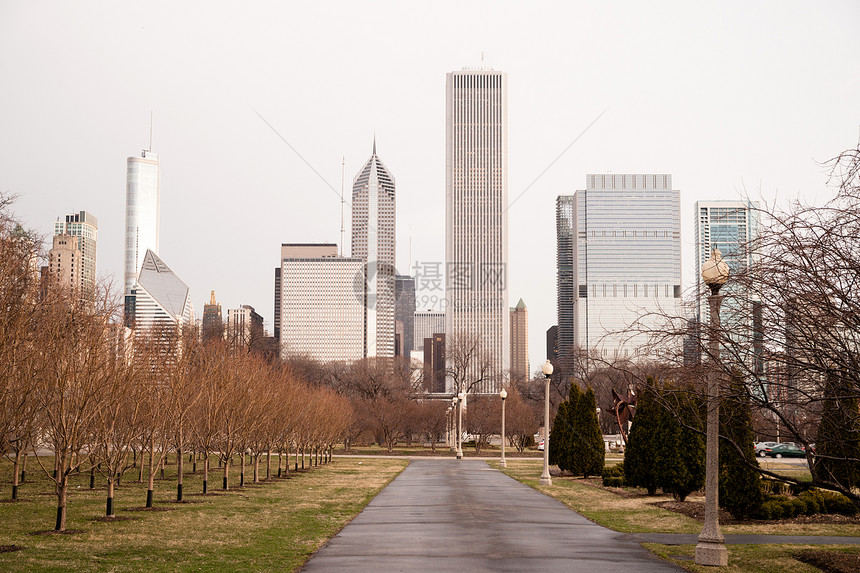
[1,1,859,374]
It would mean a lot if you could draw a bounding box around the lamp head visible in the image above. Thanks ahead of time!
[499,388,507,400]
[542,359,554,377]
[701,248,730,295]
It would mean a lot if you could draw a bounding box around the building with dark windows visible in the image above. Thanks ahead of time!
[395,275,416,357]
[202,290,224,342]
[510,299,528,382]
[424,333,446,393]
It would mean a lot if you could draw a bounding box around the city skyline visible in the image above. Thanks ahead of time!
[2,3,858,374]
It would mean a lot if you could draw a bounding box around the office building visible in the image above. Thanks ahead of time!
[510,298,529,381]
[47,234,82,296]
[131,249,194,333]
[423,333,446,393]
[352,141,396,358]
[395,275,416,356]
[124,149,160,323]
[274,243,339,346]
[53,210,97,303]
[202,290,223,342]
[445,68,509,393]
[414,310,446,352]
[546,325,559,365]
[559,174,681,361]
[227,304,264,348]
[280,243,365,362]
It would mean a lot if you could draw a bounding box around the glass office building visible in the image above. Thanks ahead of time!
[558,174,681,361]
[124,150,160,323]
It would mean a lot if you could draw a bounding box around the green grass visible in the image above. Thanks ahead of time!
[0,454,406,572]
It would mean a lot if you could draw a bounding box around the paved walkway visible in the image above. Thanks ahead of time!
[301,459,683,572]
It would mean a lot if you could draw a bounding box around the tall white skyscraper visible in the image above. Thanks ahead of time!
[561,174,681,361]
[53,210,97,303]
[124,149,160,323]
[352,140,396,358]
[445,68,509,394]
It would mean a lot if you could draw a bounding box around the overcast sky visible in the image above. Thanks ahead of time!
[2,1,859,373]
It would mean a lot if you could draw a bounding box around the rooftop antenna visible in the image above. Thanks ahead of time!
[148,111,153,152]
[340,156,345,256]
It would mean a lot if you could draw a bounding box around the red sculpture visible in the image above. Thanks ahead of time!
[610,387,638,445]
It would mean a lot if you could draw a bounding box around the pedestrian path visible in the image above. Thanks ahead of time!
[301,459,682,572]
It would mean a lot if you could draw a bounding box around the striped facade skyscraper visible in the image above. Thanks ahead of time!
[559,174,681,361]
[445,68,509,393]
[352,140,396,358]
[52,210,97,304]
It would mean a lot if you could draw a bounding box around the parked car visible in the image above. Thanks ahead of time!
[538,439,545,451]
[755,442,779,457]
[762,443,806,458]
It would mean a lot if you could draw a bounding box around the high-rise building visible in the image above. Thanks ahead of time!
[274,243,339,347]
[414,310,446,352]
[131,249,194,333]
[559,175,681,361]
[279,243,366,362]
[556,195,576,359]
[445,68,509,393]
[509,298,529,382]
[694,201,760,323]
[53,210,97,303]
[695,200,762,376]
[352,141,396,358]
[423,333,446,393]
[395,275,415,356]
[202,290,223,342]
[227,304,264,348]
[546,325,559,365]
[124,149,160,324]
[48,234,82,295]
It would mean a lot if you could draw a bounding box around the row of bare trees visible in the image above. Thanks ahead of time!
[0,197,353,530]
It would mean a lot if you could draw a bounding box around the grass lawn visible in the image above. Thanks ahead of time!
[0,455,406,572]
[493,458,860,572]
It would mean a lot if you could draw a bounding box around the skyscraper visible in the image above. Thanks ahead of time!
[227,305,264,348]
[202,290,223,342]
[394,275,415,357]
[414,310,446,352]
[695,200,762,373]
[48,234,82,295]
[509,298,529,382]
[352,140,396,358]
[131,249,194,333]
[279,243,366,362]
[556,195,576,359]
[445,68,509,393]
[559,174,681,361]
[53,210,97,303]
[124,149,160,324]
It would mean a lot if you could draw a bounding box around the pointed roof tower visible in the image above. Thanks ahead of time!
[136,249,192,320]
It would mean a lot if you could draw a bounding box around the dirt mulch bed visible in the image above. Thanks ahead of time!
[121,506,176,512]
[29,529,87,536]
[165,499,204,504]
[90,515,137,523]
[0,545,24,553]
[653,500,860,527]
[795,549,860,573]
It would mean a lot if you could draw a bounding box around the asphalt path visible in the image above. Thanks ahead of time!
[301,459,682,572]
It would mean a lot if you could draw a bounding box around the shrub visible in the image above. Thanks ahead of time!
[574,388,605,478]
[603,476,625,488]
[718,375,764,519]
[624,382,660,495]
[602,464,625,487]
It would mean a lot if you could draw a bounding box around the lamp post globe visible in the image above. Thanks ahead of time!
[499,388,508,468]
[695,249,729,566]
[540,360,553,486]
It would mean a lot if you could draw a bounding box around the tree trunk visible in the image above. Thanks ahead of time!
[240,452,245,487]
[106,477,115,517]
[146,443,156,507]
[202,454,209,494]
[20,452,27,483]
[176,435,184,501]
[11,448,22,500]
[89,463,96,489]
[254,453,260,483]
[222,456,229,490]
[266,448,272,480]
[55,479,67,531]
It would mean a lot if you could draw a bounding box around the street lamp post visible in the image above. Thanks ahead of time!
[456,392,465,460]
[695,249,729,567]
[499,388,508,468]
[540,360,554,486]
